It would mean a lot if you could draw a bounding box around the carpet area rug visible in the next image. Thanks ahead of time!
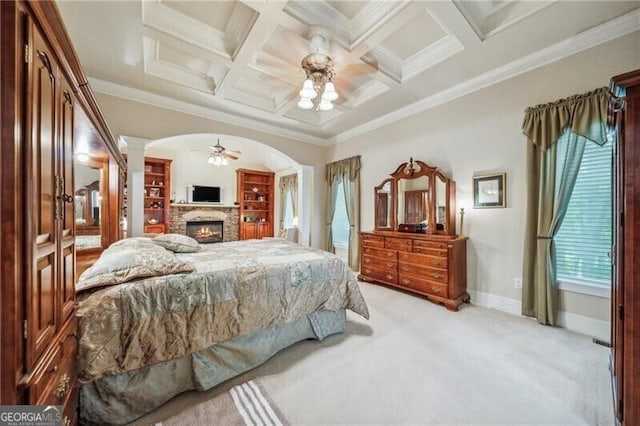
[156,380,288,426]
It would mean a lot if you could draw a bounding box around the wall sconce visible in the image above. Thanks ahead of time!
[76,149,90,162]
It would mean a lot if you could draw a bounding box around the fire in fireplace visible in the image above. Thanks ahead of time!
[186,220,223,244]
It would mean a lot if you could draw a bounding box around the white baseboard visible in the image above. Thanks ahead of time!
[468,290,610,342]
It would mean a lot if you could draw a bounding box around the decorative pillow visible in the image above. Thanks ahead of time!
[152,233,202,253]
[76,245,194,292]
[104,237,165,255]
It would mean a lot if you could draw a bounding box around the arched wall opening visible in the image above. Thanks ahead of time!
[121,133,314,245]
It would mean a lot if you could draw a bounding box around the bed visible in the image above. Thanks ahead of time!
[76,237,369,424]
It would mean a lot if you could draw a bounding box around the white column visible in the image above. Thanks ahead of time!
[120,136,150,237]
[297,165,313,247]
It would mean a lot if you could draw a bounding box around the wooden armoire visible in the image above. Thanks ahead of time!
[610,68,640,425]
[0,1,125,420]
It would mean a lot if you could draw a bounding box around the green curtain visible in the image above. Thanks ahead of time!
[521,87,609,325]
[325,156,361,256]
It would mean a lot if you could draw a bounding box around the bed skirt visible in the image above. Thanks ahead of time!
[79,309,346,425]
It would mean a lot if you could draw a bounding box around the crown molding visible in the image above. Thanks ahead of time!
[331,8,640,144]
[89,78,330,147]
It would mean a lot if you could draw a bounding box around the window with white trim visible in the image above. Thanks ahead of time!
[555,137,612,286]
[331,180,349,247]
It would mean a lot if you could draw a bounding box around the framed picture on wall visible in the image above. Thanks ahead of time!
[473,173,506,208]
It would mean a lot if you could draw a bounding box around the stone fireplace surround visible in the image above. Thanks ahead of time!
[169,204,239,242]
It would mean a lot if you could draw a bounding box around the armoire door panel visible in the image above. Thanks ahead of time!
[60,246,74,323]
[29,253,56,368]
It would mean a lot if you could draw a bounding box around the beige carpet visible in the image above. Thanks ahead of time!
[135,282,613,425]
[156,380,288,426]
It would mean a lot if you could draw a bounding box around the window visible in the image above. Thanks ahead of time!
[282,189,294,228]
[331,180,350,247]
[555,136,612,286]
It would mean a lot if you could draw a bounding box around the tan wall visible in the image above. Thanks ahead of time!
[327,32,640,323]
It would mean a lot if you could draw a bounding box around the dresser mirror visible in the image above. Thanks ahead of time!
[374,179,393,230]
[374,158,456,235]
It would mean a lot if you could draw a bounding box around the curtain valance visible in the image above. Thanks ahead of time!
[522,87,608,151]
[325,156,361,184]
[279,173,297,190]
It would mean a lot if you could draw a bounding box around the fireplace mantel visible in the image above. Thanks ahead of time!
[169,204,239,242]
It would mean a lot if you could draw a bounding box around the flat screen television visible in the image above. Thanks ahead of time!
[187,185,223,204]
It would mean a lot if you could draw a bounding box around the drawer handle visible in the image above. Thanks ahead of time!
[387,252,394,257]
[364,268,371,274]
[432,286,441,294]
[402,266,410,272]
[55,373,70,399]
[365,258,371,263]
[402,278,410,285]
[402,254,409,260]
[432,260,442,266]
[386,262,394,267]
[431,272,443,279]
[365,248,371,253]
[386,274,394,280]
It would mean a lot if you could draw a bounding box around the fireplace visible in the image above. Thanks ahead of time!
[186,220,223,244]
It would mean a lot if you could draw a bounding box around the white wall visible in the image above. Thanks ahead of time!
[328,32,640,325]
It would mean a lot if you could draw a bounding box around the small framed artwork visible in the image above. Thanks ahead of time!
[149,188,160,198]
[473,173,506,208]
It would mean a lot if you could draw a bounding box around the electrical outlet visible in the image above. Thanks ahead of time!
[514,278,522,289]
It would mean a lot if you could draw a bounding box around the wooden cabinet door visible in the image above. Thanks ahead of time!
[243,222,257,239]
[58,84,75,326]
[257,222,272,239]
[26,26,59,369]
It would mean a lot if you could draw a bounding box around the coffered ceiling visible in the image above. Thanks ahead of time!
[56,1,640,146]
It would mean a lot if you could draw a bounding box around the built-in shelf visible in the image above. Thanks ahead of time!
[170,203,239,208]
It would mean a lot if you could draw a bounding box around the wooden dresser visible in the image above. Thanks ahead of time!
[359,231,468,310]
[0,1,125,421]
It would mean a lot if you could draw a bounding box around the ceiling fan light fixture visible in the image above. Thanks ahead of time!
[321,81,339,101]
[299,79,317,99]
[318,99,334,111]
[297,97,314,109]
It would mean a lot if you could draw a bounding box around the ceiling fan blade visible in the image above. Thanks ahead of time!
[224,153,240,160]
[226,150,241,156]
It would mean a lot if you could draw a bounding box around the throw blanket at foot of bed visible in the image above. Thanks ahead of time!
[76,239,369,424]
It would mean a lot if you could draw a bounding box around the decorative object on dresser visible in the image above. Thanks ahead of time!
[473,173,506,208]
[236,169,275,240]
[0,0,126,421]
[609,68,640,426]
[358,158,469,311]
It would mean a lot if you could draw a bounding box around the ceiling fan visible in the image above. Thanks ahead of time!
[207,139,241,165]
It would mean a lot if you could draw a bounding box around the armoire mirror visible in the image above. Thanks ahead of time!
[75,159,107,250]
[374,158,456,235]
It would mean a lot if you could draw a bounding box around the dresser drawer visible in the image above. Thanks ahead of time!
[398,274,448,298]
[362,255,397,270]
[361,265,397,283]
[362,234,385,248]
[399,262,448,283]
[398,251,448,269]
[362,246,397,260]
[385,237,412,251]
[413,245,448,257]
[413,240,448,250]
